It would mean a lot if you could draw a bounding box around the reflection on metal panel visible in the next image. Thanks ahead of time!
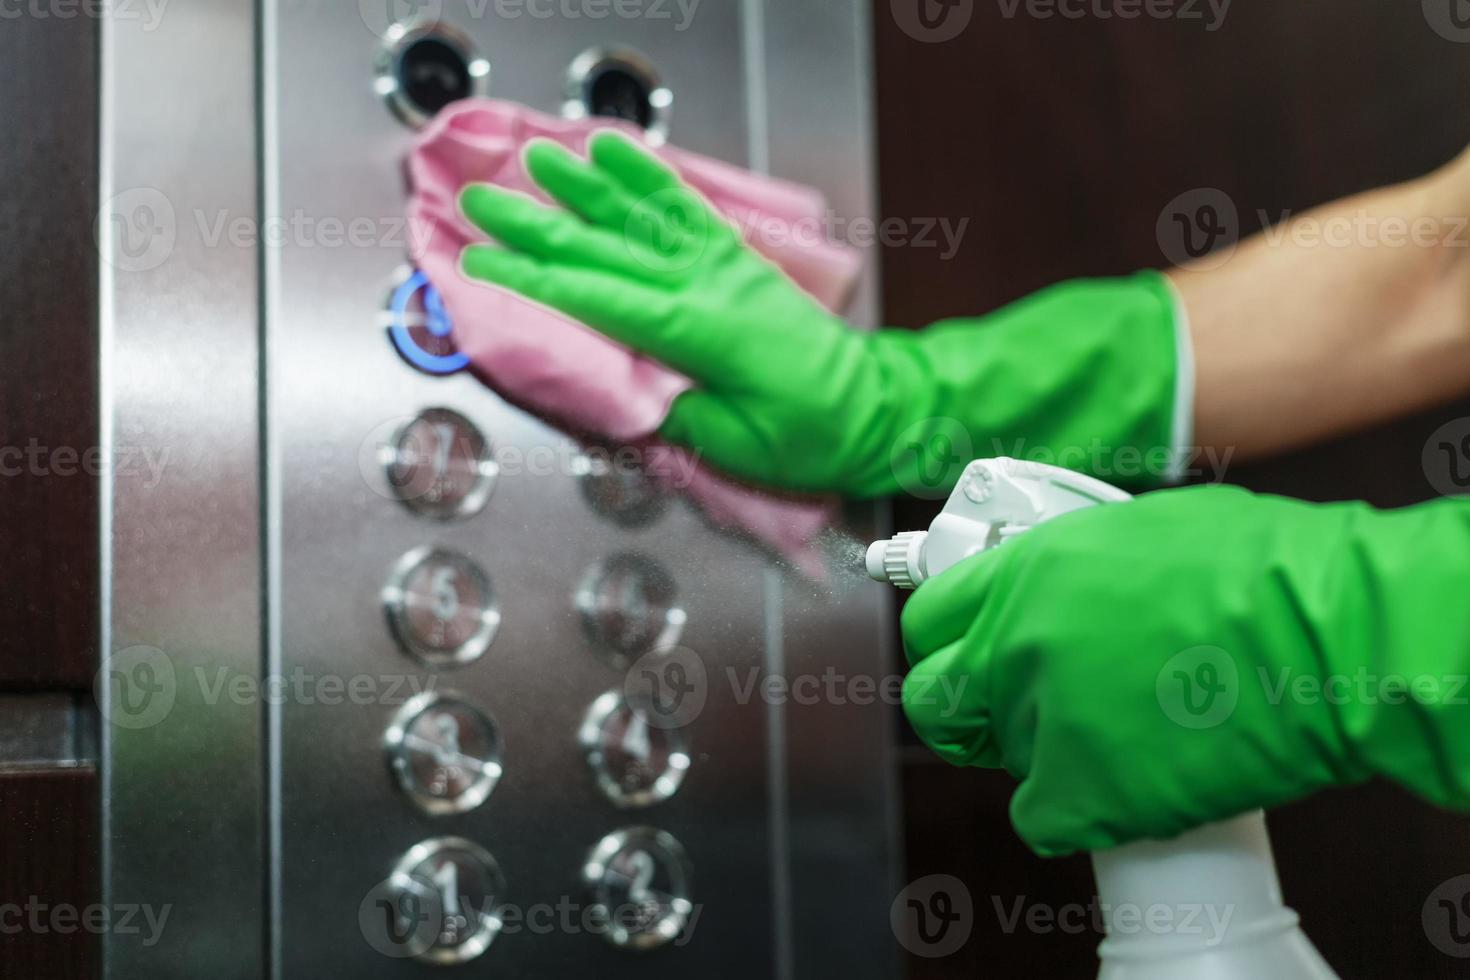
[100,2,265,978]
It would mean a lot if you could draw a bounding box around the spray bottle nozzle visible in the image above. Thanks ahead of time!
[865,531,929,590]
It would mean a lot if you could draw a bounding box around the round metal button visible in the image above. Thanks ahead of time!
[576,554,686,667]
[579,690,690,808]
[583,827,694,950]
[390,837,507,964]
[383,547,500,667]
[562,47,671,145]
[383,408,497,519]
[382,265,468,376]
[375,20,490,129]
[384,691,503,815]
[573,448,669,528]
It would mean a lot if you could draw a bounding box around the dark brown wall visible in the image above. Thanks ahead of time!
[0,0,101,691]
[874,1,1470,976]
[0,12,102,980]
[0,770,100,980]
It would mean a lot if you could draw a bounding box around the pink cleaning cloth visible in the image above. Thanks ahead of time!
[406,99,863,576]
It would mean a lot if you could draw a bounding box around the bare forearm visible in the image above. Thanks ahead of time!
[1169,151,1470,460]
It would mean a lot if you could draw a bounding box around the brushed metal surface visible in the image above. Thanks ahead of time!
[750,3,902,979]
[99,2,266,978]
[262,1,895,976]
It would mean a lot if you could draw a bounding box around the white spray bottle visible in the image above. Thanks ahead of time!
[867,457,1338,979]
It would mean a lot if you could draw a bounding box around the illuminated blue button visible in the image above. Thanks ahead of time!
[388,268,470,375]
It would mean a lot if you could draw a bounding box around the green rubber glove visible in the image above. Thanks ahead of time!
[459,131,1185,498]
[901,484,1470,857]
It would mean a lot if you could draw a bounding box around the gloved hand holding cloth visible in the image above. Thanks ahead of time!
[458,128,1193,499]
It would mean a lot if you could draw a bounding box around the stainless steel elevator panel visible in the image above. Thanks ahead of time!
[257,2,894,977]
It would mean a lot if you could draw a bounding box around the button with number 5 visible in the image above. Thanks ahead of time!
[383,548,500,667]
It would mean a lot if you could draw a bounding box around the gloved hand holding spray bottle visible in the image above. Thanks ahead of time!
[867,458,1338,980]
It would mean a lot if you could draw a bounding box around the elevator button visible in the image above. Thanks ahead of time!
[384,266,468,376]
[574,448,669,527]
[582,827,694,950]
[385,408,497,519]
[385,691,503,814]
[376,20,490,129]
[563,48,671,145]
[580,690,690,808]
[390,837,507,964]
[576,554,686,667]
[384,547,500,667]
